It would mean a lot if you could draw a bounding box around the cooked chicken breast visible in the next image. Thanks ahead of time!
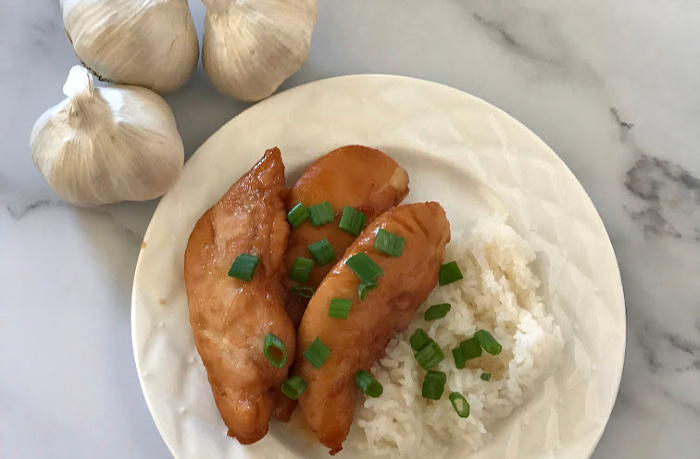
[184,148,295,445]
[295,202,450,454]
[284,145,409,329]
[273,145,409,422]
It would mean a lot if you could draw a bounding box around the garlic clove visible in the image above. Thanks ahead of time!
[61,0,200,93]
[31,66,185,207]
[202,0,318,102]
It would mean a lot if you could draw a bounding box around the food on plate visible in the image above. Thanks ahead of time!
[294,202,451,455]
[62,0,199,93]
[31,66,184,207]
[284,145,410,329]
[202,0,318,101]
[356,218,564,459]
[275,144,410,422]
[183,148,295,445]
[180,145,565,457]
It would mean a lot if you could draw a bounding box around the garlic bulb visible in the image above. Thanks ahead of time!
[61,0,199,93]
[202,0,318,102]
[31,66,184,207]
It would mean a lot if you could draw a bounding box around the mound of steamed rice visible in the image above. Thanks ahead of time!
[356,218,564,459]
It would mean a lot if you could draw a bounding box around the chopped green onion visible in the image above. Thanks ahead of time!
[415,341,444,370]
[290,286,315,298]
[373,228,405,257]
[328,298,352,319]
[339,206,367,236]
[308,201,334,226]
[460,337,483,361]
[410,329,432,352]
[281,375,308,400]
[355,370,383,398]
[308,239,336,265]
[424,303,451,321]
[304,337,330,369]
[289,257,314,283]
[287,203,309,228]
[346,252,384,282]
[481,372,492,381]
[263,334,287,368]
[449,392,470,417]
[346,252,383,300]
[228,253,259,281]
[474,330,502,355]
[422,370,447,400]
[438,261,463,286]
[358,279,378,300]
[452,346,467,369]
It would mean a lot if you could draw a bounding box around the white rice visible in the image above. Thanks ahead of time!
[356,218,564,459]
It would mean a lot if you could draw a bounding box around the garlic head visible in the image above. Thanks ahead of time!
[30,66,185,207]
[61,0,200,93]
[202,0,318,102]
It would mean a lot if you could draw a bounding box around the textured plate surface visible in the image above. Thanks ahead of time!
[131,75,625,459]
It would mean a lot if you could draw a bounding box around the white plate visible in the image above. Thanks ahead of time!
[131,75,625,459]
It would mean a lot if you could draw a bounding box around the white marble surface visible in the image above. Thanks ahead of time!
[0,1,698,458]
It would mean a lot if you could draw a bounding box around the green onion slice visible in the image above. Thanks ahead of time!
[481,372,492,381]
[290,286,315,298]
[263,333,287,368]
[439,261,463,286]
[410,329,432,352]
[346,252,384,282]
[460,337,483,361]
[424,303,451,321]
[339,207,367,236]
[422,370,447,400]
[474,330,502,355]
[304,337,330,369]
[281,375,308,400]
[287,203,309,228]
[328,298,352,319]
[449,392,470,417]
[355,370,383,398]
[373,228,406,257]
[308,201,334,226]
[228,253,259,281]
[308,239,337,265]
[289,257,314,283]
[452,345,467,369]
[358,279,378,300]
[415,341,444,370]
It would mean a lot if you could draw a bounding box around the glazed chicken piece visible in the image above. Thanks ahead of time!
[184,148,295,445]
[295,202,450,454]
[284,145,409,329]
[273,145,409,422]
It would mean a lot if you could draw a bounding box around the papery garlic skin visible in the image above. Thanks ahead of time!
[62,0,200,93]
[31,66,184,207]
[202,0,318,102]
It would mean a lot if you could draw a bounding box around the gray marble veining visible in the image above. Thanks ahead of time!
[1,0,698,458]
[625,154,700,239]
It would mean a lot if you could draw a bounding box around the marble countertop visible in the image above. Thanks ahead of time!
[1,1,698,458]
